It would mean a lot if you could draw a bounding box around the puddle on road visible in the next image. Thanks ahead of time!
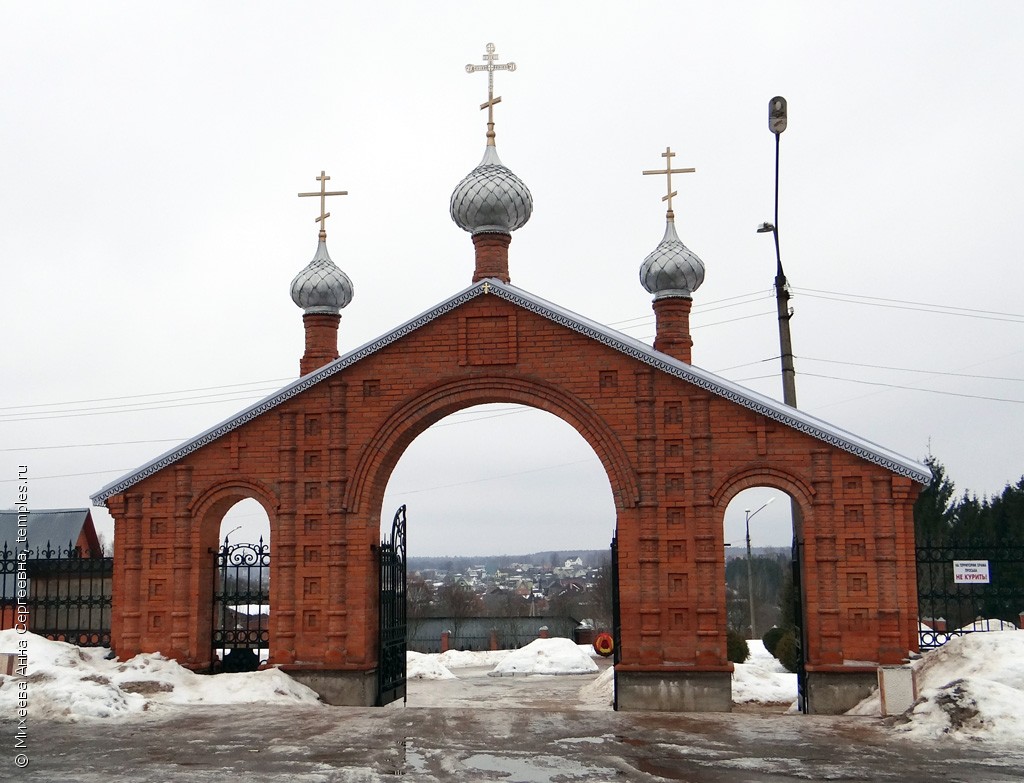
[462,752,617,782]
[633,758,696,781]
[396,738,428,774]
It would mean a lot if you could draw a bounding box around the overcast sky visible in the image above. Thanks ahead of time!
[2,3,1022,556]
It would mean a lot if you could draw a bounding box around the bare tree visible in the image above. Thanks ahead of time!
[435,581,481,644]
[406,575,434,644]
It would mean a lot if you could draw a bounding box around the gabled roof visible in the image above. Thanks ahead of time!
[91,278,930,505]
[0,508,97,554]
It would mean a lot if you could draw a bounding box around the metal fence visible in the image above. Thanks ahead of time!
[0,541,113,647]
[917,538,1024,650]
[408,616,581,653]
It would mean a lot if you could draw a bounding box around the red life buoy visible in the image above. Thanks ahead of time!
[593,632,614,657]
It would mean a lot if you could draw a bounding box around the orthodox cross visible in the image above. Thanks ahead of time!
[465,42,516,144]
[224,431,247,470]
[746,415,776,457]
[642,147,695,220]
[298,170,348,234]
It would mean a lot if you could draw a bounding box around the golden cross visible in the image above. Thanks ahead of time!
[481,281,491,294]
[298,170,348,232]
[466,42,516,144]
[642,147,695,219]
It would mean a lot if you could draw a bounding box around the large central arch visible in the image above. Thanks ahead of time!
[346,373,640,519]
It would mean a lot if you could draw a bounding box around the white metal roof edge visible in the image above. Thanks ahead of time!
[92,279,930,505]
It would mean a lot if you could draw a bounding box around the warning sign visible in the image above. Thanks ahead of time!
[953,560,990,584]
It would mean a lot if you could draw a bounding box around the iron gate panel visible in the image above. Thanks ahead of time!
[917,538,1024,650]
[211,538,270,673]
[377,505,407,706]
[610,535,621,711]
[792,537,808,714]
[0,541,112,646]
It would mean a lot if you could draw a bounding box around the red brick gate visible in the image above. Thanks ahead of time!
[93,146,929,713]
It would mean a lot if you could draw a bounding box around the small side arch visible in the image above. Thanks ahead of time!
[187,478,279,669]
[190,477,280,542]
[712,466,815,516]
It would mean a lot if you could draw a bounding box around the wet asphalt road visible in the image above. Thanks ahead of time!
[7,702,1024,783]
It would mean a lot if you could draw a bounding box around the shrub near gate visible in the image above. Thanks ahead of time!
[727,630,749,664]
[762,626,786,657]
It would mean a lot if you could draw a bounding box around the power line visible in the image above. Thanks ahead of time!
[792,286,1024,321]
[800,372,1024,404]
[792,289,1024,324]
[0,468,130,484]
[712,358,774,374]
[800,357,1023,383]
[0,392,280,423]
[0,438,184,453]
[0,378,293,411]
[692,311,775,330]
[605,290,767,327]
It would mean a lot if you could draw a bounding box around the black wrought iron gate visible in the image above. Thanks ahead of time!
[211,538,270,673]
[610,535,621,711]
[792,537,808,713]
[376,505,407,706]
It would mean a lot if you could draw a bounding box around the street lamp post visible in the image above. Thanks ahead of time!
[758,96,797,408]
[223,524,243,548]
[744,497,775,639]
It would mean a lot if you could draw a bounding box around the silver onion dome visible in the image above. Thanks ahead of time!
[290,236,354,314]
[450,145,533,235]
[639,220,705,299]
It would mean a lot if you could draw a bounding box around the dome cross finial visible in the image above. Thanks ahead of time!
[465,42,517,146]
[642,147,695,221]
[298,170,349,237]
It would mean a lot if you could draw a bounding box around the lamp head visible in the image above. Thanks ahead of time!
[757,222,775,234]
[769,96,788,134]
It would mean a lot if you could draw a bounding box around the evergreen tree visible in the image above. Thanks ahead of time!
[913,456,956,543]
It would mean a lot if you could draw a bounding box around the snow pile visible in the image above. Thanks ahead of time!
[437,648,510,668]
[0,630,320,722]
[406,651,457,680]
[578,665,614,706]
[849,630,1024,743]
[488,637,599,677]
[731,639,798,705]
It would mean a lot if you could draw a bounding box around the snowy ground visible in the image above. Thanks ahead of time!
[3,629,1024,740]
[731,639,798,706]
[3,630,1024,780]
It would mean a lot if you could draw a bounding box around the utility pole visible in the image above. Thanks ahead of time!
[758,96,797,407]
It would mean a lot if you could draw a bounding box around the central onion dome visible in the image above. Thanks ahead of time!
[450,145,533,235]
[639,220,705,299]
[290,234,354,314]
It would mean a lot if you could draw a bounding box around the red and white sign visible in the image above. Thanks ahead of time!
[953,560,990,584]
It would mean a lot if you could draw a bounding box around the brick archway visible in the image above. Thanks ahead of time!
[94,278,929,713]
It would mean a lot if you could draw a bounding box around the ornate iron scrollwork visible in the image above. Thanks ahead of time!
[210,538,271,673]
[377,505,407,706]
